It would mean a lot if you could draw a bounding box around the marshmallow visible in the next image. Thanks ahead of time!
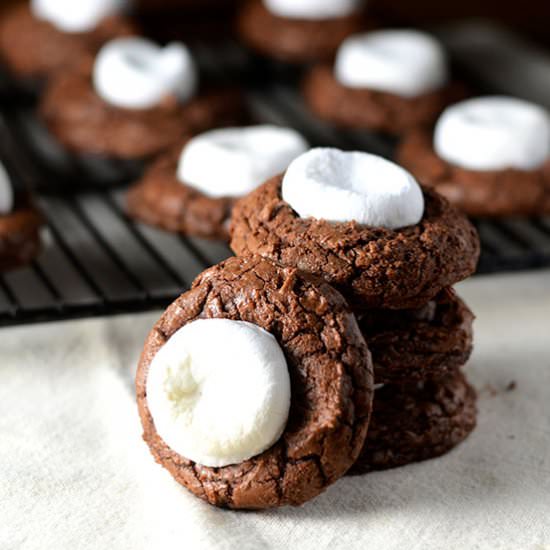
[31,0,127,33]
[146,319,291,468]
[0,162,14,216]
[281,148,424,229]
[434,96,550,171]
[263,0,363,20]
[334,30,448,97]
[178,126,309,198]
[93,38,197,110]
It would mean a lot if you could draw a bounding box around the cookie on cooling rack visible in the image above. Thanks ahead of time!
[126,125,308,240]
[39,37,243,161]
[397,96,550,217]
[303,29,466,135]
[0,1,135,81]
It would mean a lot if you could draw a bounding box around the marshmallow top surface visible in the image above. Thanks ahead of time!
[263,0,363,20]
[146,318,291,468]
[0,162,14,216]
[31,0,126,33]
[334,30,448,97]
[281,148,424,229]
[434,96,550,171]
[93,37,197,110]
[178,125,309,198]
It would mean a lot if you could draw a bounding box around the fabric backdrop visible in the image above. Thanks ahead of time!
[1,269,549,550]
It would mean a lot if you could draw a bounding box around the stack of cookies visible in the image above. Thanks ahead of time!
[135,147,480,510]
[230,147,480,474]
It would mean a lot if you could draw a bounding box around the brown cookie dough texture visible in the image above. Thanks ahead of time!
[39,59,244,160]
[126,143,234,240]
[0,204,43,271]
[237,0,369,64]
[349,371,477,474]
[230,176,480,310]
[0,4,136,80]
[136,255,374,509]
[397,130,550,217]
[303,65,467,135]
[359,288,474,384]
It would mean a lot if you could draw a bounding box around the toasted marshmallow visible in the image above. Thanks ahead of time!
[31,0,127,33]
[177,126,309,198]
[281,148,424,229]
[434,96,550,171]
[334,30,448,97]
[263,0,363,20]
[0,162,14,216]
[93,37,197,110]
[146,319,291,468]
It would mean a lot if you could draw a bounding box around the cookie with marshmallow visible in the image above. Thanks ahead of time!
[136,254,374,509]
[127,125,308,239]
[230,147,480,309]
[303,29,466,135]
[0,160,43,271]
[238,0,370,64]
[0,1,135,81]
[39,36,243,160]
[398,96,550,217]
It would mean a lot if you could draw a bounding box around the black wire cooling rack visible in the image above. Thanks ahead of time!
[1,22,550,327]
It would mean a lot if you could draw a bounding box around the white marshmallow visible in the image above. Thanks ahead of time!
[263,0,363,20]
[0,162,14,216]
[334,30,448,97]
[31,0,127,33]
[178,125,309,198]
[93,38,197,110]
[282,148,424,229]
[434,96,550,171]
[146,319,291,468]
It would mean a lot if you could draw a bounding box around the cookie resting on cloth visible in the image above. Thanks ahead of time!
[348,371,477,474]
[358,288,474,384]
[136,255,374,509]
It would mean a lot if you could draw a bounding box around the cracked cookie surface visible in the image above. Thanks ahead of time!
[127,142,234,240]
[349,370,477,474]
[397,130,550,217]
[359,288,474,384]
[136,255,374,509]
[230,175,480,310]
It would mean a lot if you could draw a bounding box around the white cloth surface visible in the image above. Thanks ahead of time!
[1,269,549,550]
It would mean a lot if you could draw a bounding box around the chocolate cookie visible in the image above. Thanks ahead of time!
[126,143,234,240]
[303,65,467,135]
[0,4,135,81]
[237,0,369,64]
[349,371,477,474]
[0,204,43,271]
[136,255,374,509]
[230,175,480,310]
[39,58,243,161]
[359,288,474,384]
[397,130,550,217]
